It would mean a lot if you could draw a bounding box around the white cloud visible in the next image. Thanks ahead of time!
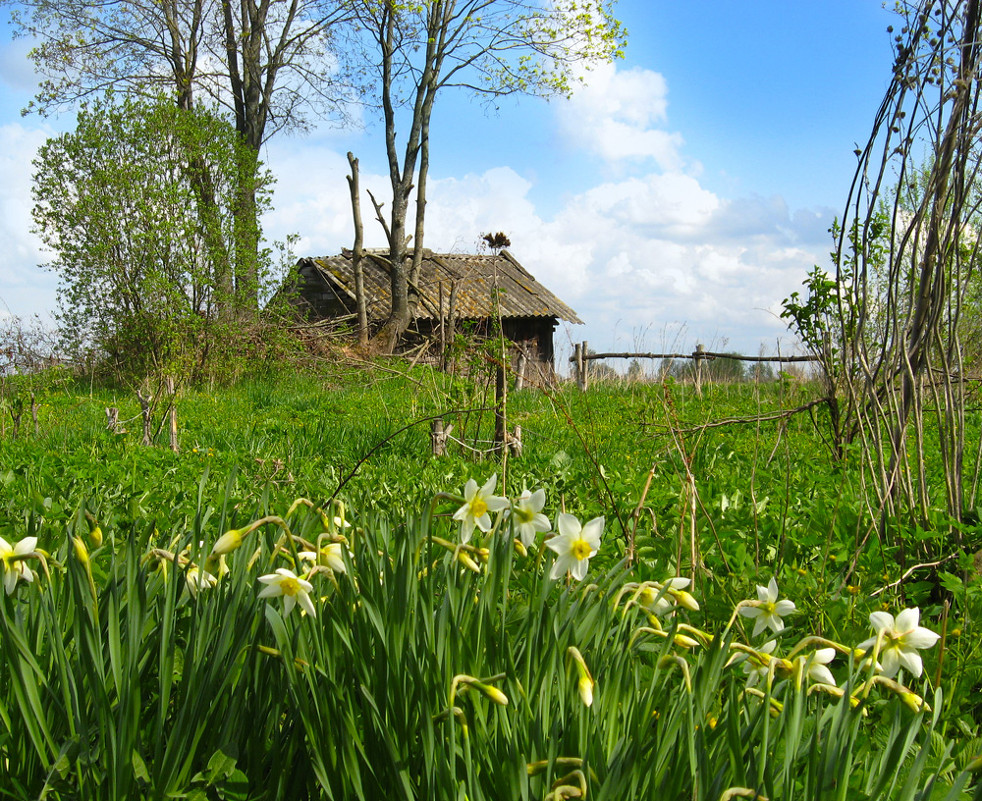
[0,123,57,318]
[559,62,684,168]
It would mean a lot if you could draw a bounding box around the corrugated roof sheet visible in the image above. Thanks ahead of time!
[301,250,583,324]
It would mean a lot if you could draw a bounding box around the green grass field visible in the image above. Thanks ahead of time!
[1,363,981,799]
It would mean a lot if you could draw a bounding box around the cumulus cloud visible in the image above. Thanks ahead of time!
[559,62,684,168]
[0,123,57,318]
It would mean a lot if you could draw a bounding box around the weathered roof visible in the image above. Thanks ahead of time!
[298,249,582,324]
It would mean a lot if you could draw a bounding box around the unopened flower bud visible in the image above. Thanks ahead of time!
[212,528,244,556]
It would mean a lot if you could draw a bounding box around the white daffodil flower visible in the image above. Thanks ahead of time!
[258,568,317,618]
[639,577,699,616]
[0,535,37,595]
[508,489,551,547]
[185,566,217,598]
[738,577,796,637]
[799,648,837,686]
[546,513,604,581]
[858,607,939,679]
[299,542,348,575]
[742,640,777,688]
[452,475,509,544]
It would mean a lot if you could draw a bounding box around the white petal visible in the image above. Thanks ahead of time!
[550,553,573,580]
[767,577,779,602]
[808,664,836,686]
[3,569,17,595]
[869,611,895,633]
[486,496,510,513]
[463,479,478,501]
[752,617,768,637]
[0,537,11,553]
[580,517,605,548]
[894,607,921,634]
[755,584,770,603]
[545,531,571,556]
[897,649,924,678]
[283,594,296,616]
[570,556,590,581]
[904,626,940,650]
[297,591,317,618]
[739,606,762,619]
[556,513,580,539]
[774,600,796,616]
[879,648,901,678]
[479,474,498,497]
[528,489,546,512]
[666,577,691,590]
[813,648,836,665]
[14,537,37,556]
[258,584,283,599]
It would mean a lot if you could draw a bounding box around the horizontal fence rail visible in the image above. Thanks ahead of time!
[568,341,819,392]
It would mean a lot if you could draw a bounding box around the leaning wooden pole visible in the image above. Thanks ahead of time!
[346,152,369,347]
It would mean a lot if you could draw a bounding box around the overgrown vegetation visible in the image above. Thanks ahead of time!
[1,359,982,798]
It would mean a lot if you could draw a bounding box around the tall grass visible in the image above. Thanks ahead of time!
[1,479,975,799]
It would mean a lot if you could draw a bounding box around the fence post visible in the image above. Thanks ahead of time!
[515,348,527,391]
[580,340,590,391]
[694,344,705,397]
[166,376,179,453]
[510,425,523,457]
[136,389,153,445]
[431,418,453,456]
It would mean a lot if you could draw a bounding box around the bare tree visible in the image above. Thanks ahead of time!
[833,0,982,563]
[352,0,625,351]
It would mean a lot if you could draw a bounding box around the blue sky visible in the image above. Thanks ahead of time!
[0,0,898,360]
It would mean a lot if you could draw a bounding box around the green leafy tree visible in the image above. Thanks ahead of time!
[32,94,272,381]
[11,0,355,314]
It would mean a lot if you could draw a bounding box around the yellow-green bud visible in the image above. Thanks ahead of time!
[211,528,245,556]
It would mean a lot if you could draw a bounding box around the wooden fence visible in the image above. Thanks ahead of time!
[569,341,819,394]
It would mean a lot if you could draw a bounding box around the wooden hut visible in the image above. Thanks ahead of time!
[285,249,582,371]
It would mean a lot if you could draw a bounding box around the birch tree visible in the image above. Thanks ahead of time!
[353,0,625,350]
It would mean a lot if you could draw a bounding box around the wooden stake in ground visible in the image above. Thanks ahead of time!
[166,376,179,453]
[137,388,153,445]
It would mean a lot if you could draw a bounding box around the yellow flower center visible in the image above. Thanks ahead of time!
[279,576,301,596]
[517,507,534,523]
[571,538,592,561]
[470,498,488,518]
[761,601,776,615]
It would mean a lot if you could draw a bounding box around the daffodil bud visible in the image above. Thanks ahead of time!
[89,526,103,548]
[577,675,594,707]
[567,647,595,708]
[672,589,700,611]
[212,528,244,556]
[456,549,481,573]
[474,682,509,706]
[72,536,90,566]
